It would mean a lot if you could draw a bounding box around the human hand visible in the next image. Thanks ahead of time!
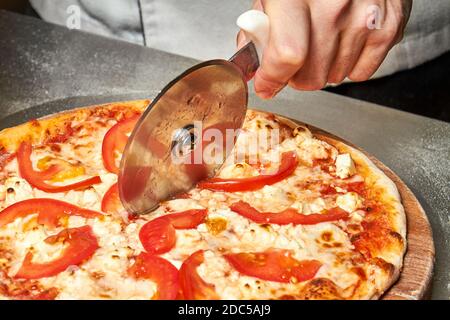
[237,0,413,98]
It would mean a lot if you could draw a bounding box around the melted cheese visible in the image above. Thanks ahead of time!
[335,153,356,179]
[336,192,363,213]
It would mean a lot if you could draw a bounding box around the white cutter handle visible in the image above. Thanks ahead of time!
[236,10,270,63]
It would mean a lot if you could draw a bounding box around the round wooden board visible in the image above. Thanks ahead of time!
[275,113,435,300]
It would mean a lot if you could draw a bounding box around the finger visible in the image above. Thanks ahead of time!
[326,1,379,84]
[327,32,366,84]
[389,0,412,44]
[348,2,398,82]
[254,0,311,99]
[288,6,339,91]
[347,44,389,81]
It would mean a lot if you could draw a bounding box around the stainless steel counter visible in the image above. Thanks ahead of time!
[0,10,449,299]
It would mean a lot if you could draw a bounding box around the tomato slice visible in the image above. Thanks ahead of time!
[0,198,102,229]
[128,252,179,300]
[139,209,207,254]
[179,250,219,300]
[102,115,139,174]
[230,201,349,225]
[167,209,208,229]
[197,151,298,192]
[14,225,99,279]
[139,217,176,255]
[224,250,322,283]
[17,141,101,193]
[101,182,123,214]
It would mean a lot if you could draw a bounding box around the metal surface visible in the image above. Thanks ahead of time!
[0,11,449,299]
[119,60,247,214]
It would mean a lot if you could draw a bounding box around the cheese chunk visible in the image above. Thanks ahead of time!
[219,163,258,179]
[3,177,34,206]
[303,198,326,214]
[335,153,356,179]
[293,126,313,144]
[336,192,363,213]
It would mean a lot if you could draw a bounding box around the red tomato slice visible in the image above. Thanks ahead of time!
[17,141,101,193]
[139,217,176,255]
[128,252,179,300]
[179,250,219,300]
[14,225,99,279]
[167,209,208,229]
[101,182,123,214]
[230,201,349,225]
[102,115,139,174]
[0,198,102,229]
[197,151,298,192]
[224,250,322,283]
[32,164,61,180]
[139,209,207,254]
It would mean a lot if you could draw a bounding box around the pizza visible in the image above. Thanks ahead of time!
[0,100,406,300]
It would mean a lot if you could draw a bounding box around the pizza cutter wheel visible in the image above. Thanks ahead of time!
[119,10,270,215]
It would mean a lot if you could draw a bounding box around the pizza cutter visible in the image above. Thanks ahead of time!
[119,10,270,215]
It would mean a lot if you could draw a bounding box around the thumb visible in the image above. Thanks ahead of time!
[236,30,248,50]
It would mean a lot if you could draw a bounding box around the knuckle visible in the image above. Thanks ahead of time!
[366,35,386,47]
[331,0,352,15]
[368,26,398,47]
[271,43,306,67]
[383,26,399,43]
[350,23,369,36]
[257,69,285,88]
